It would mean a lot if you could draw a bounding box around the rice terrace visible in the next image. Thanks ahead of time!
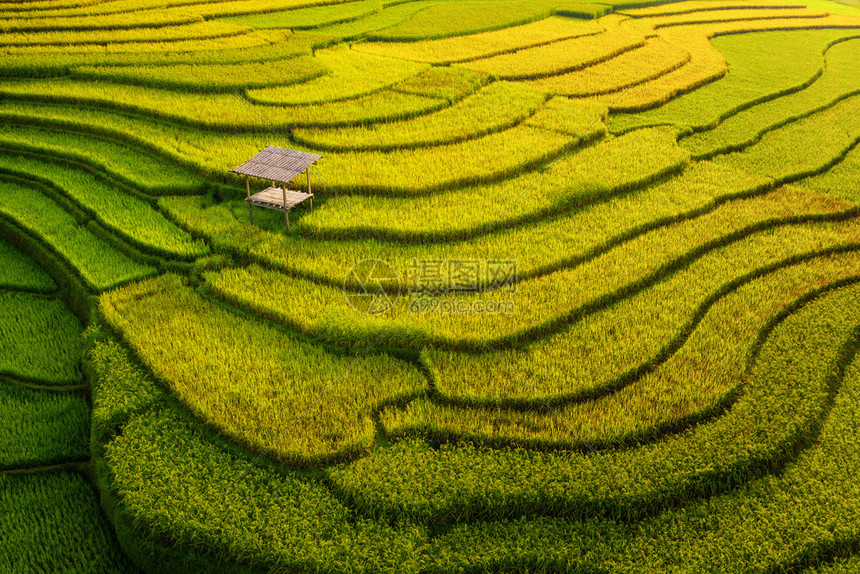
[5,0,860,571]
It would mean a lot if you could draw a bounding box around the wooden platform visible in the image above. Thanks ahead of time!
[248,186,313,210]
[246,186,313,229]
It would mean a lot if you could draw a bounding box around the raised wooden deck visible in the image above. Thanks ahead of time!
[246,186,313,229]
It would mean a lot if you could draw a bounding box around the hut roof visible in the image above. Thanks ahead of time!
[229,146,321,183]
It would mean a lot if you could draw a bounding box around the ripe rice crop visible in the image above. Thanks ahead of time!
[601,15,860,112]
[609,27,860,126]
[299,127,687,239]
[419,222,860,406]
[313,115,590,195]
[368,0,608,41]
[524,37,690,96]
[684,37,860,158]
[618,0,808,17]
[99,403,427,572]
[353,15,603,64]
[0,291,81,384]
[313,0,439,39]
[272,162,770,278]
[800,140,860,203]
[424,331,860,571]
[73,55,325,92]
[0,472,135,572]
[0,239,55,292]
[0,77,447,130]
[99,273,426,466]
[389,66,487,101]
[0,180,157,290]
[0,123,204,194]
[330,281,860,524]
[459,16,645,80]
[0,19,251,47]
[717,93,860,181]
[643,7,828,28]
[292,82,547,151]
[221,0,381,29]
[0,152,209,259]
[246,46,429,105]
[215,187,851,352]
[0,384,89,468]
[386,250,860,448]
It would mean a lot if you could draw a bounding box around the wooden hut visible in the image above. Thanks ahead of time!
[229,146,321,230]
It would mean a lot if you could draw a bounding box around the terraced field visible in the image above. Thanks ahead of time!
[3,0,860,571]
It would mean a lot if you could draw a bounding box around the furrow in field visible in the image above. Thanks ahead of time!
[99,273,426,467]
[609,27,860,131]
[352,15,604,64]
[0,179,157,291]
[0,151,208,260]
[0,290,82,385]
[329,281,860,524]
[207,186,851,352]
[291,82,548,151]
[425,321,860,572]
[683,37,860,159]
[246,46,430,106]
[522,36,691,97]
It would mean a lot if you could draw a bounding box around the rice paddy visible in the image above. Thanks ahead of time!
[4,0,860,571]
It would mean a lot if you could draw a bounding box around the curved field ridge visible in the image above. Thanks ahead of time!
[5,0,860,572]
[99,273,425,467]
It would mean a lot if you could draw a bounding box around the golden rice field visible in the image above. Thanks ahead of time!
[2,0,860,572]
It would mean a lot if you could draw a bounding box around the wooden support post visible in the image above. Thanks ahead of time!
[245,176,253,224]
[307,167,313,210]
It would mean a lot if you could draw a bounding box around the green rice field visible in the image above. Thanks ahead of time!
[2,0,860,571]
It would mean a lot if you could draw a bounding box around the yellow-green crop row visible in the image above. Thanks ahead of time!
[99,273,426,467]
[386,248,860,448]
[0,239,55,293]
[419,219,860,403]
[73,55,325,92]
[330,281,860,524]
[216,160,767,285]
[221,0,382,29]
[0,19,251,47]
[0,180,157,291]
[458,15,645,79]
[0,290,82,384]
[800,139,860,204]
[684,37,860,158]
[618,0,808,17]
[643,6,828,28]
[717,93,860,181]
[295,127,687,239]
[524,36,690,96]
[353,15,603,64]
[311,105,600,195]
[0,77,449,131]
[425,330,860,571]
[0,123,204,194]
[0,152,208,259]
[89,340,428,572]
[246,46,429,105]
[210,186,851,352]
[292,81,548,151]
[1,472,135,572]
[607,26,860,122]
[0,383,89,468]
[368,0,607,41]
